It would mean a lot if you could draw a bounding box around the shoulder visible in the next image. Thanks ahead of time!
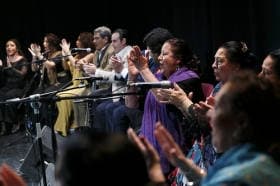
[204,151,280,185]
[106,44,114,55]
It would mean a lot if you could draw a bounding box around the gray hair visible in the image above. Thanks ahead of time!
[94,26,111,41]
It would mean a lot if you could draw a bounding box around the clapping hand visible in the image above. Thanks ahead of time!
[127,127,165,183]
[128,46,149,71]
[28,43,41,57]
[110,55,123,73]
[60,38,71,56]
[154,122,206,178]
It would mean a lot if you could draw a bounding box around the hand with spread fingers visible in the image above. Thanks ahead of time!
[154,122,206,179]
[127,127,166,184]
[28,43,42,58]
[60,38,71,56]
[128,46,149,71]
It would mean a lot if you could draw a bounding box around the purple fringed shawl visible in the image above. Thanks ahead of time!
[140,67,199,174]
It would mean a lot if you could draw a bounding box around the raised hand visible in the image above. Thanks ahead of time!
[128,46,149,71]
[28,43,41,58]
[154,122,206,178]
[193,97,214,122]
[60,38,71,56]
[127,128,165,183]
[127,54,139,78]
[154,122,186,166]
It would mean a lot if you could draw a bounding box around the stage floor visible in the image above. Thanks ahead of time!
[0,129,58,185]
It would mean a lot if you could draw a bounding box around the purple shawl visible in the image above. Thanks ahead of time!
[140,67,199,173]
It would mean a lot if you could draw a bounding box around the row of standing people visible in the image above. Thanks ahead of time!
[0,39,30,135]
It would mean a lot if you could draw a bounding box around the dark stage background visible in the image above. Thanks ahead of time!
[0,0,279,83]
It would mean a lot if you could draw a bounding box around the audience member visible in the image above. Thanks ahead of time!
[83,26,114,90]
[28,33,72,129]
[125,27,174,133]
[202,71,280,185]
[0,38,29,135]
[127,38,204,175]
[81,26,115,130]
[92,28,132,133]
[129,71,280,186]
[28,33,72,128]
[55,128,166,186]
[54,32,95,136]
[157,41,258,185]
[258,48,280,87]
[0,163,27,186]
[29,33,71,91]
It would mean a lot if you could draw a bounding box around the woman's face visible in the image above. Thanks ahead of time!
[158,42,180,78]
[207,83,236,153]
[76,36,82,48]
[258,55,279,84]
[212,48,239,84]
[43,37,49,51]
[5,41,17,56]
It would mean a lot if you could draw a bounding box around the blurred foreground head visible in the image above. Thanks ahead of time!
[55,129,150,186]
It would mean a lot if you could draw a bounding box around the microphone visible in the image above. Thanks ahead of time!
[128,80,173,89]
[71,48,93,53]
[74,76,109,81]
[5,98,20,103]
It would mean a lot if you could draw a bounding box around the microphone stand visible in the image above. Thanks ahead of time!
[2,83,88,186]
[30,94,47,186]
[32,54,74,65]
[2,85,140,185]
[54,92,141,102]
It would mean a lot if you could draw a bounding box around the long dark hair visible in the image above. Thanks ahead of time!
[6,38,25,57]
